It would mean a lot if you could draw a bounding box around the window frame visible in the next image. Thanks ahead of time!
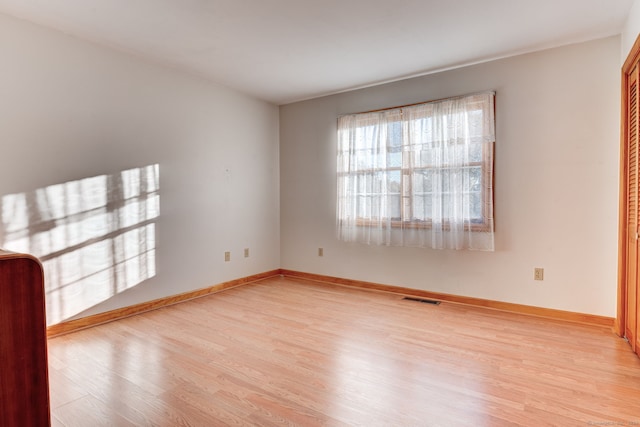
[337,94,495,232]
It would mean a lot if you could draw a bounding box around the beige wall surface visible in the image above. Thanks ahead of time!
[0,13,280,323]
[623,0,640,59]
[280,37,620,317]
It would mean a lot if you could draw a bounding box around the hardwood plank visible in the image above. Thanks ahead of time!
[48,268,615,341]
[53,395,138,427]
[47,368,87,410]
[280,269,615,328]
[48,276,640,425]
[47,269,281,337]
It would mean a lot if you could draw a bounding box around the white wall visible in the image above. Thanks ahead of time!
[280,37,620,317]
[0,13,280,324]
[623,0,640,58]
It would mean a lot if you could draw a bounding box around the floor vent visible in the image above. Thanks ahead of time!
[402,297,441,305]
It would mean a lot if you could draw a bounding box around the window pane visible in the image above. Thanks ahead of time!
[469,143,482,162]
[470,192,481,220]
[412,193,432,221]
[412,169,433,193]
[389,194,401,220]
[387,170,401,220]
[468,166,482,192]
[337,91,494,241]
[441,169,451,192]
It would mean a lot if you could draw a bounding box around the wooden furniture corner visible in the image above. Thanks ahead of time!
[0,249,51,426]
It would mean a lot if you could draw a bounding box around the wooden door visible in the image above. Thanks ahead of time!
[619,36,640,357]
[626,64,639,353]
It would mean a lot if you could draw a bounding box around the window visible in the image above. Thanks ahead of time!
[337,91,495,251]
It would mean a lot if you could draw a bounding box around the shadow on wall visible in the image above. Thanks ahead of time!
[0,164,160,326]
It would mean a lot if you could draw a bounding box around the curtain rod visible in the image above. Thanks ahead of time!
[342,90,495,116]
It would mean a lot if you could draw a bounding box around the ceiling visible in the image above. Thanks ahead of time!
[0,0,634,105]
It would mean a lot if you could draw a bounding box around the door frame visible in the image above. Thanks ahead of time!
[617,34,640,339]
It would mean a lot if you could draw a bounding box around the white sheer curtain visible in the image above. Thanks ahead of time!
[337,91,495,251]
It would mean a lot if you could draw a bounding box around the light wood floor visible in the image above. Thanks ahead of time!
[48,276,640,426]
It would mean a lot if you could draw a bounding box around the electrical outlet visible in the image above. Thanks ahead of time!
[318,247,324,257]
[224,251,231,262]
[534,268,544,281]
[244,248,249,258]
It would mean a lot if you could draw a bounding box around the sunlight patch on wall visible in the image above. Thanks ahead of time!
[0,164,160,325]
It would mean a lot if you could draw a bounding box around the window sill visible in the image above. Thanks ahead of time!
[349,218,492,233]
